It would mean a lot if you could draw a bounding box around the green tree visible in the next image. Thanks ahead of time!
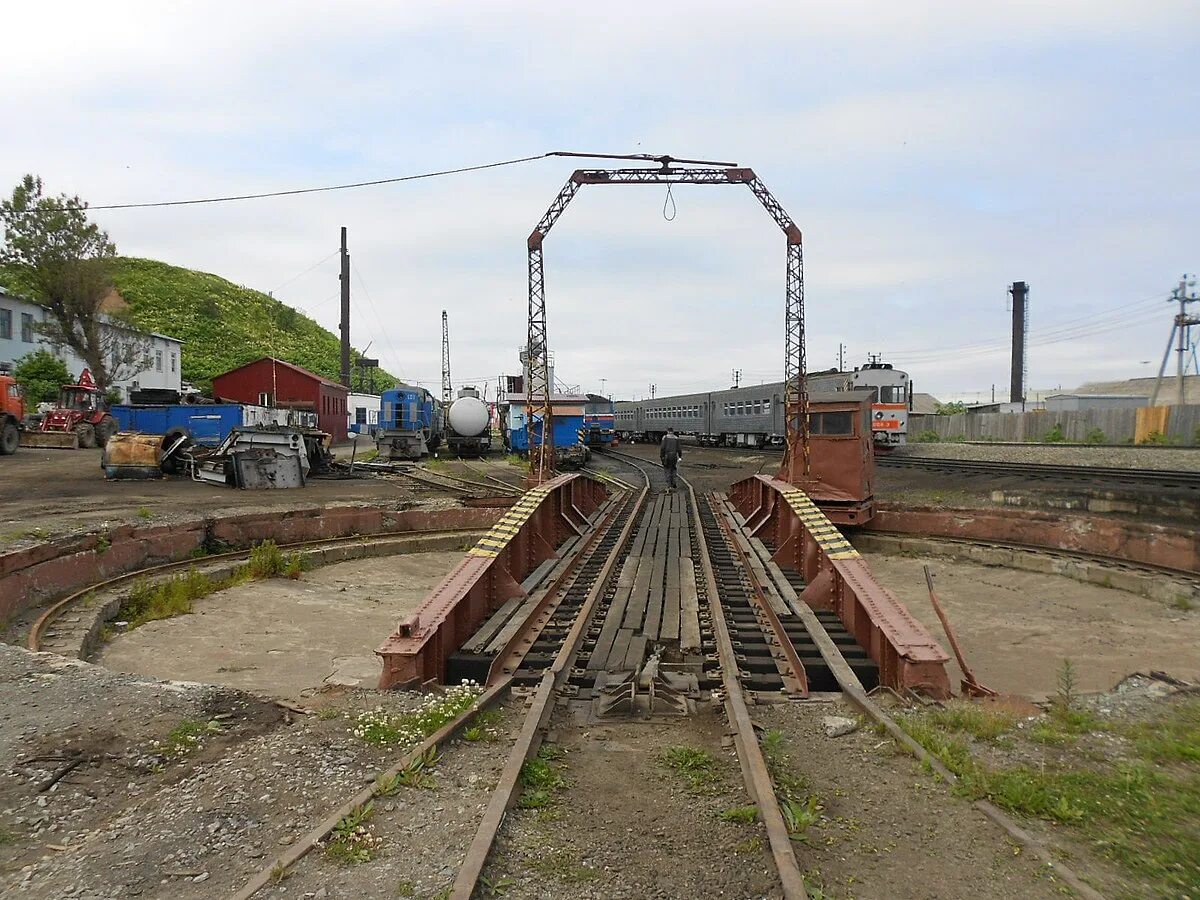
[934,401,967,415]
[0,175,148,394]
[13,349,70,405]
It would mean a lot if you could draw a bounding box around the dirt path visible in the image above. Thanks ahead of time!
[97,552,467,699]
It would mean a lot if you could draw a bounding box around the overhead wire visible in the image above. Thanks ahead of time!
[349,259,403,379]
[39,153,553,212]
[269,250,340,297]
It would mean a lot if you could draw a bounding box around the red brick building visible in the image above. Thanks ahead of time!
[212,357,349,442]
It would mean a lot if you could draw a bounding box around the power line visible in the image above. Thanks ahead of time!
[31,153,552,212]
[269,249,340,296]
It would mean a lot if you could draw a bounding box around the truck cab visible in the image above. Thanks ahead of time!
[0,369,25,455]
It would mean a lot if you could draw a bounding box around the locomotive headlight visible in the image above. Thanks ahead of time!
[874,411,883,419]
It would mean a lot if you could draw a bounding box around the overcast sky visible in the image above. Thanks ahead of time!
[2,2,1197,402]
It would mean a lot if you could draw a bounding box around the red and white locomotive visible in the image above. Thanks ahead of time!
[849,359,910,448]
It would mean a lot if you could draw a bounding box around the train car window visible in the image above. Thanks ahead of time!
[764,398,772,415]
[880,386,907,403]
[754,401,762,415]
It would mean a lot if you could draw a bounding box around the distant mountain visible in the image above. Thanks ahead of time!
[2,257,399,392]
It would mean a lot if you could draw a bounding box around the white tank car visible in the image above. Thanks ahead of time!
[448,395,489,437]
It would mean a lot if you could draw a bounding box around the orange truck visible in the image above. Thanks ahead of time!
[0,368,24,455]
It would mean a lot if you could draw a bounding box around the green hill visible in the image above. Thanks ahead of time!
[2,257,399,392]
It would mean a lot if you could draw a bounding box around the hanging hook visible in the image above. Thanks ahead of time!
[662,183,677,222]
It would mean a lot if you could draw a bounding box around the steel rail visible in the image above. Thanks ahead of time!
[731,511,1107,900]
[449,463,651,898]
[684,477,808,899]
[26,527,487,653]
[415,464,519,494]
[708,493,809,695]
[228,680,512,900]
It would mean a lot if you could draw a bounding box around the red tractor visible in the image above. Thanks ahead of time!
[0,367,24,455]
[24,368,118,450]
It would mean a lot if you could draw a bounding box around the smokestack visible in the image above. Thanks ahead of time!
[1009,281,1028,404]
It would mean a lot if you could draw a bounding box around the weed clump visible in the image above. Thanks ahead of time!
[519,745,566,809]
[351,682,482,746]
[325,802,381,864]
[660,745,721,794]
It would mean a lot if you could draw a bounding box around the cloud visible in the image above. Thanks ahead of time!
[1,1,1197,399]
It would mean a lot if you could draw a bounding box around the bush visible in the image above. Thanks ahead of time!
[1084,427,1106,445]
[1042,423,1066,443]
[912,430,941,443]
[13,349,70,405]
[1139,430,1170,446]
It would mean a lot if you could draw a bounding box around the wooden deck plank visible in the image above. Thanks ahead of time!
[680,563,701,653]
[643,500,672,639]
[606,628,635,672]
[623,634,648,671]
[590,557,642,670]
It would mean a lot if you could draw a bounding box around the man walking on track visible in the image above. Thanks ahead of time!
[660,427,682,490]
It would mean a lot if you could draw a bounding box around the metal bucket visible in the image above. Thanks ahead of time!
[21,430,81,450]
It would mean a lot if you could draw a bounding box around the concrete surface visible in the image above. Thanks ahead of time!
[97,552,464,699]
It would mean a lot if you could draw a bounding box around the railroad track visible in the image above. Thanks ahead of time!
[221,454,1100,898]
[877,454,1200,490]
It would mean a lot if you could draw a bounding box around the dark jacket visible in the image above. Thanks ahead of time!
[660,432,682,464]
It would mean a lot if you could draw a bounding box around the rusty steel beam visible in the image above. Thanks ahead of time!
[730,474,951,698]
[525,164,807,485]
[376,474,607,689]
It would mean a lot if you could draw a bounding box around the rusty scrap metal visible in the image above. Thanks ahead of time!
[922,565,997,698]
[524,163,808,487]
[731,474,951,699]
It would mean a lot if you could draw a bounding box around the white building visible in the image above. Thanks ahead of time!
[348,391,381,436]
[0,285,183,401]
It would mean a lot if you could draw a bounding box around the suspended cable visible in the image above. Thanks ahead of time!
[31,153,552,212]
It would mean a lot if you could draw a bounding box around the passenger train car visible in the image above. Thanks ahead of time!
[614,363,911,449]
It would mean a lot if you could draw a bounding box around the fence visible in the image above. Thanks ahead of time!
[908,404,1200,444]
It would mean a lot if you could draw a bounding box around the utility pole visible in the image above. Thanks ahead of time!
[731,368,742,389]
[600,377,607,398]
[1150,275,1200,407]
[837,343,845,371]
[339,227,351,389]
[650,384,656,399]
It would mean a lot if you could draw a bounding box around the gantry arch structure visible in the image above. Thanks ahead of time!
[525,155,809,485]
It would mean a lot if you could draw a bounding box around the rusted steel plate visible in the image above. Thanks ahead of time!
[376,474,608,689]
[731,474,951,698]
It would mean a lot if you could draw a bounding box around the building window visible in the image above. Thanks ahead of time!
[258,392,271,406]
[20,312,34,342]
[155,350,163,372]
[0,308,10,340]
[171,352,177,373]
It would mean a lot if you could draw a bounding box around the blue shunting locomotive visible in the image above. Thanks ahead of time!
[377,385,443,460]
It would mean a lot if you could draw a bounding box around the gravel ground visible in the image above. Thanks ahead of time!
[265,701,521,900]
[482,705,780,900]
[895,442,1200,471]
[754,698,1066,899]
[0,643,505,899]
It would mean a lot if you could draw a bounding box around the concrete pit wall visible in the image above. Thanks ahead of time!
[0,504,505,628]
[865,504,1200,575]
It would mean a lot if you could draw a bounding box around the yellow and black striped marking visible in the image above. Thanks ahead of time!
[468,484,555,559]
[777,487,860,560]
